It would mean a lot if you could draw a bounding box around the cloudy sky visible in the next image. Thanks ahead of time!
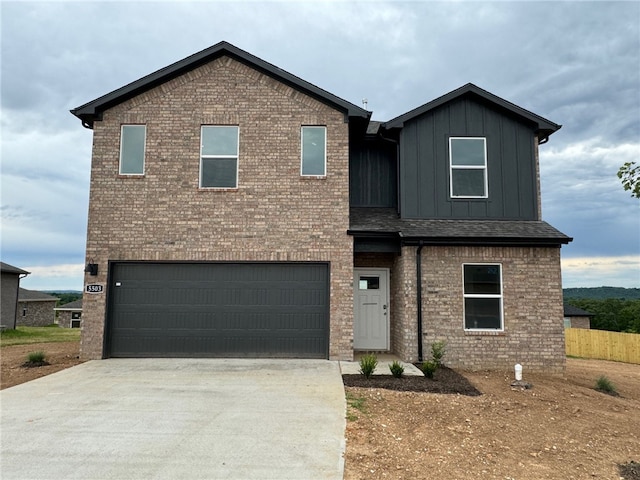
[1,0,639,291]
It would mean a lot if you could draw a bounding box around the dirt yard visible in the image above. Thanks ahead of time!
[345,359,640,479]
[2,343,638,478]
[0,341,83,390]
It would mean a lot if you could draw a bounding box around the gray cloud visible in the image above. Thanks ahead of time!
[1,1,638,289]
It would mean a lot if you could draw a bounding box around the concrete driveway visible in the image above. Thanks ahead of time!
[0,359,346,480]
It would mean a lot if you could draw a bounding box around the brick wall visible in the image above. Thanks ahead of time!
[16,301,56,327]
[419,245,566,373]
[568,317,591,329]
[82,56,353,360]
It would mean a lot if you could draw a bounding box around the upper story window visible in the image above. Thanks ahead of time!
[200,126,239,188]
[301,126,326,176]
[463,264,503,331]
[449,137,487,198]
[119,125,146,175]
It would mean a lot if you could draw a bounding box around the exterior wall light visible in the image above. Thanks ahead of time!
[84,262,99,276]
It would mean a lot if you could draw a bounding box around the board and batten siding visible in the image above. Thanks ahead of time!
[349,136,397,208]
[399,96,539,220]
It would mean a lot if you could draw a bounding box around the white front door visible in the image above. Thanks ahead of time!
[353,269,389,350]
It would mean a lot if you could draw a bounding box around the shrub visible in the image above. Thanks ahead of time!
[389,360,404,378]
[27,351,46,364]
[595,375,618,396]
[421,360,437,379]
[359,353,378,378]
[431,340,446,367]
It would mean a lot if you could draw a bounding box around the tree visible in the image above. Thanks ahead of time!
[617,161,640,198]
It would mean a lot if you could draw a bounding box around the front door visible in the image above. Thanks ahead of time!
[353,269,389,350]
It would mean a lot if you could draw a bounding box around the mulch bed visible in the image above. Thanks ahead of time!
[619,461,640,480]
[342,367,481,396]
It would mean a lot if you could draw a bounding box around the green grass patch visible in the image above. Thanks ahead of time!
[346,391,367,421]
[0,326,80,347]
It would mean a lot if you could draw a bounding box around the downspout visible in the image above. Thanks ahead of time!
[416,242,425,362]
[14,273,29,330]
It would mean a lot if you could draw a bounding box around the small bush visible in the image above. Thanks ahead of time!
[359,353,378,378]
[595,375,618,396]
[431,340,446,367]
[27,351,46,363]
[421,360,437,379]
[389,360,404,378]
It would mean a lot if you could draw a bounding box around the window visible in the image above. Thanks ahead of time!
[71,312,81,320]
[22,307,26,317]
[449,137,487,198]
[463,264,503,330]
[301,126,326,176]
[119,125,146,175]
[200,126,239,188]
[358,276,380,290]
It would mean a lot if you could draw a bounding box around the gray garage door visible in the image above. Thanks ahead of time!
[107,262,329,358]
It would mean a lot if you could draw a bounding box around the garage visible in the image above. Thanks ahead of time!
[106,262,329,358]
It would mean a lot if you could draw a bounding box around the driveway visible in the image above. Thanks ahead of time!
[0,359,346,480]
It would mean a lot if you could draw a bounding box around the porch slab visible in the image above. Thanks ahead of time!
[339,353,424,376]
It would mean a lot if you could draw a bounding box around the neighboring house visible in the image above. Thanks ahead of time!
[1,262,30,329]
[563,304,594,329]
[17,288,57,327]
[54,299,83,328]
[71,42,572,371]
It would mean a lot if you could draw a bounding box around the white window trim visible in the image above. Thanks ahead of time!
[199,125,239,189]
[462,263,504,332]
[449,136,488,199]
[300,126,327,177]
[119,125,146,176]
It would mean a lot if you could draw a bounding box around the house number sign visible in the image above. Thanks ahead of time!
[85,284,104,294]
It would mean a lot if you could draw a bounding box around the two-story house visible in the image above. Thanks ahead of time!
[72,42,571,371]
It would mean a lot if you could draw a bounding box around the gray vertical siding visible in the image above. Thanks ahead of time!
[349,137,397,208]
[400,96,538,220]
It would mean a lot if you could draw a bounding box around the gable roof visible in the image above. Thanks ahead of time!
[349,208,572,246]
[563,304,595,317]
[383,83,561,142]
[18,288,57,302]
[54,299,83,311]
[71,41,370,129]
[1,262,30,275]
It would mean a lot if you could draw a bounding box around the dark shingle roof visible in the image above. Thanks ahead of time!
[54,299,83,310]
[349,208,572,246]
[18,288,57,302]
[1,262,29,275]
[563,304,595,317]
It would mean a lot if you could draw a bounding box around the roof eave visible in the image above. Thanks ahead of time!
[383,83,562,140]
[401,235,572,247]
[71,41,370,129]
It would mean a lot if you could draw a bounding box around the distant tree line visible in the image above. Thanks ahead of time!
[566,298,640,334]
[49,292,83,305]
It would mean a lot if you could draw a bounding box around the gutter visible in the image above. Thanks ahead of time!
[416,242,424,362]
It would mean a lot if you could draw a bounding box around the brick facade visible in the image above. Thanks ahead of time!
[420,245,565,372]
[16,300,57,327]
[353,246,566,373]
[82,56,353,360]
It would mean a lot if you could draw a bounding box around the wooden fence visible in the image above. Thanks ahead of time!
[565,328,640,364]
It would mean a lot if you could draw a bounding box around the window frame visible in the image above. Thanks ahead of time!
[449,136,488,199]
[300,126,327,177]
[119,124,146,175]
[200,125,239,189]
[462,263,504,332]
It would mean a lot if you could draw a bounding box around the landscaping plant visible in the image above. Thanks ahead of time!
[389,360,404,378]
[431,340,446,367]
[421,360,437,379]
[27,351,46,363]
[359,353,378,378]
[595,375,618,396]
